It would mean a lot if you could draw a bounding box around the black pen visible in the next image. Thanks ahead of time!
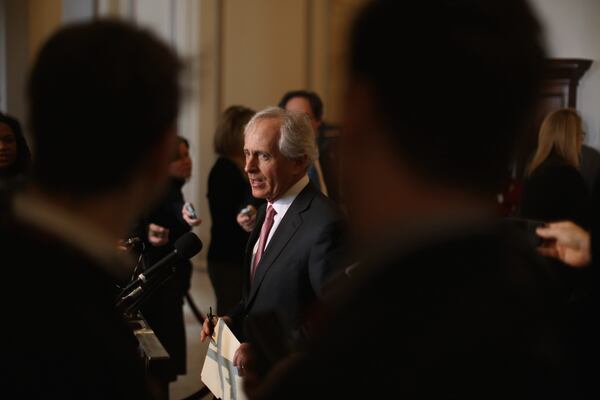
[207,306,215,333]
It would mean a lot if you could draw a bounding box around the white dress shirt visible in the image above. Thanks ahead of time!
[251,175,310,269]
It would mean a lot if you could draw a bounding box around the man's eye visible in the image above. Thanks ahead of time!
[260,153,270,161]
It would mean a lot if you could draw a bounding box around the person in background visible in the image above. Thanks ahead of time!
[207,105,263,315]
[1,20,181,398]
[136,135,201,388]
[278,90,341,202]
[0,112,31,186]
[520,108,589,228]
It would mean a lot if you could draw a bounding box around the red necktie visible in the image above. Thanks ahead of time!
[251,204,277,281]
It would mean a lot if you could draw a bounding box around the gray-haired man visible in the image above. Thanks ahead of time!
[201,107,346,372]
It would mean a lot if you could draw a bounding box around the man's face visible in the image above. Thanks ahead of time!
[284,96,321,136]
[244,118,304,202]
[0,123,17,169]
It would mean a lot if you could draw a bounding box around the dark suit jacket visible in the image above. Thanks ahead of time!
[229,182,345,341]
[1,213,152,398]
[254,222,566,399]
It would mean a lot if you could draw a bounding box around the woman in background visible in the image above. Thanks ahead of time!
[207,105,262,315]
[137,136,201,387]
[520,108,589,228]
[0,113,31,186]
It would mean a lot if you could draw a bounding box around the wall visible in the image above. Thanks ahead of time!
[220,0,364,123]
[61,0,94,24]
[4,0,30,123]
[0,0,6,111]
[221,0,308,110]
[530,0,600,148]
[27,0,62,62]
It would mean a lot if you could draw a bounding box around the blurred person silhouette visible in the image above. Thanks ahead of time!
[207,105,264,315]
[278,90,336,200]
[0,112,31,187]
[242,1,568,399]
[134,135,201,386]
[520,108,590,228]
[0,20,181,399]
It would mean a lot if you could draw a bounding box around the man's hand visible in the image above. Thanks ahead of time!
[200,315,231,342]
[148,223,169,247]
[237,205,257,232]
[536,221,591,268]
[233,343,254,377]
[182,203,202,227]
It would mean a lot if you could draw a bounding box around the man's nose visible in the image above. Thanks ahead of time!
[245,156,256,173]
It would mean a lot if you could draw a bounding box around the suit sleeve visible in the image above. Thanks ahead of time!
[307,217,347,296]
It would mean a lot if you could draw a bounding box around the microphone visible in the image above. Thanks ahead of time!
[116,232,202,310]
[137,231,202,283]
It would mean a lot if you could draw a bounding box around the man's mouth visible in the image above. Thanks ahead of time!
[249,177,264,187]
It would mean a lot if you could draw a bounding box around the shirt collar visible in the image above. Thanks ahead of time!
[12,193,134,281]
[269,175,310,215]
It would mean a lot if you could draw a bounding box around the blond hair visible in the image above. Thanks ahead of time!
[526,108,584,176]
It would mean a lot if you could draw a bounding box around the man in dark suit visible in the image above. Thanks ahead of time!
[201,107,345,371]
[0,20,181,398]
[243,1,568,398]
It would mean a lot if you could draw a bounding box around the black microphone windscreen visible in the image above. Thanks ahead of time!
[174,232,203,259]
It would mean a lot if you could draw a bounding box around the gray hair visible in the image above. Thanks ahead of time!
[245,107,318,167]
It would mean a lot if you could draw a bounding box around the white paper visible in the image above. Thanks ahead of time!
[201,319,247,400]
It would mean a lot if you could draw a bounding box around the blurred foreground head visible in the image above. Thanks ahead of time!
[343,0,546,232]
[28,20,181,202]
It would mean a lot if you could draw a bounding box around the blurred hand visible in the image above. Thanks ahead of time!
[117,237,141,252]
[536,221,591,268]
[233,342,254,377]
[182,203,202,227]
[116,239,130,252]
[148,223,169,247]
[237,205,257,233]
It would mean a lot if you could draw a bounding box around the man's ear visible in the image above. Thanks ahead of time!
[294,155,309,174]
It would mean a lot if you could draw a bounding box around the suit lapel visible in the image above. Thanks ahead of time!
[245,184,316,308]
